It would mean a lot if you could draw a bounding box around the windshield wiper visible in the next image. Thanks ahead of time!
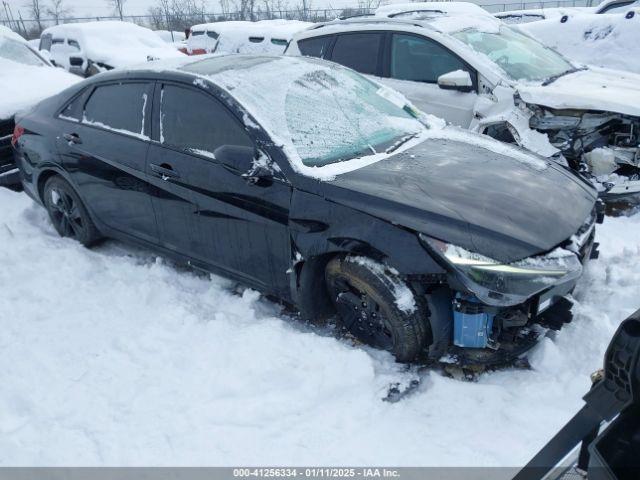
[542,67,586,86]
[385,133,419,154]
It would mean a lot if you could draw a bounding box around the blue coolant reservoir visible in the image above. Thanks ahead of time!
[453,295,495,348]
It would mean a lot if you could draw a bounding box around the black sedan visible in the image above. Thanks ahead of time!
[13,55,600,364]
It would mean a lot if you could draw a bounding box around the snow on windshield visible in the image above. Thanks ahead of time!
[197,56,426,180]
[0,36,46,67]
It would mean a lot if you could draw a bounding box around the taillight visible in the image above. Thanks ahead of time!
[11,125,25,147]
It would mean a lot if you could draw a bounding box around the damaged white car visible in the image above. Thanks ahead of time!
[287,2,640,201]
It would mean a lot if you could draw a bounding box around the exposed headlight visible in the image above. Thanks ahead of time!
[419,234,583,306]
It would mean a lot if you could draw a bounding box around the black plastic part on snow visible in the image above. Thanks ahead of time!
[513,308,640,480]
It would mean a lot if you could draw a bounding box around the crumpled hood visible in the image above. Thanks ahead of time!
[518,67,640,117]
[325,138,597,263]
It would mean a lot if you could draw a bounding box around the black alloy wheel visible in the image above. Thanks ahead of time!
[325,256,430,363]
[43,176,101,246]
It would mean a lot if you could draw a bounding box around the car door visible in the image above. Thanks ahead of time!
[377,33,478,128]
[147,82,292,294]
[56,81,159,244]
[328,32,385,77]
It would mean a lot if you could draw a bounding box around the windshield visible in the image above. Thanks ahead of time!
[284,68,422,167]
[453,26,574,82]
[0,37,46,66]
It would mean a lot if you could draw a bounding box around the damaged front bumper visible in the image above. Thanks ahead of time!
[419,210,599,365]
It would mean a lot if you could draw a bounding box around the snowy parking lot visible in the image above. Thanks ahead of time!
[1,186,639,466]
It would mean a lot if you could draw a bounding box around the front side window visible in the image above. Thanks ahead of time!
[297,35,333,58]
[453,26,574,82]
[390,33,473,84]
[159,84,252,158]
[0,37,47,66]
[330,32,383,75]
[83,83,150,138]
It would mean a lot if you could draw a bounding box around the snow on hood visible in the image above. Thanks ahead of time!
[0,59,79,119]
[519,10,640,74]
[41,21,184,68]
[518,67,640,117]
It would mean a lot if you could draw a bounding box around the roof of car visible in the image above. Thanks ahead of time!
[303,2,502,36]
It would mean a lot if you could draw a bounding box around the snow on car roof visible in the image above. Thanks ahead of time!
[376,2,491,18]
[190,20,311,39]
[371,1,502,34]
[41,21,184,68]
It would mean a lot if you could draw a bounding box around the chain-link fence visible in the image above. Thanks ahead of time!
[0,0,597,39]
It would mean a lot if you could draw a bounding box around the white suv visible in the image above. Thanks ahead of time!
[287,2,640,201]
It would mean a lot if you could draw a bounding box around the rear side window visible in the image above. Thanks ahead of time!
[83,83,150,138]
[59,93,85,122]
[159,84,252,158]
[330,33,383,75]
[390,33,473,85]
[297,35,333,58]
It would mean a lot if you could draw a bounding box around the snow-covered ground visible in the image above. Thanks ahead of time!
[1,186,639,466]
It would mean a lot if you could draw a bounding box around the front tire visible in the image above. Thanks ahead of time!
[325,256,430,363]
[43,176,102,247]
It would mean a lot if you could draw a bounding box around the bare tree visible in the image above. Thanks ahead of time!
[107,0,127,20]
[46,0,72,25]
[24,0,43,31]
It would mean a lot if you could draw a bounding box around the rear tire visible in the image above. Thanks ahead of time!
[43,176,102,247]
[325,256,430,363]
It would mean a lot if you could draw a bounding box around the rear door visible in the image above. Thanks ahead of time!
[147,82,292,294]
[377,33,478,127]
[328,32,385,77]
[57,81,159,244]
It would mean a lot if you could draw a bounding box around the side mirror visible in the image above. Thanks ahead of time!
[214,145,274,186]
[437,70,474,93]
[214,145,256,173]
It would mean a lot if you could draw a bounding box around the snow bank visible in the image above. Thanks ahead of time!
[519,10,640,74]
[0,59,79,119]
[1,188,639,465]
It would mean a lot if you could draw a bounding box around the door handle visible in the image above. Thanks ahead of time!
[63,133,82,144]
[150,163,180,181]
